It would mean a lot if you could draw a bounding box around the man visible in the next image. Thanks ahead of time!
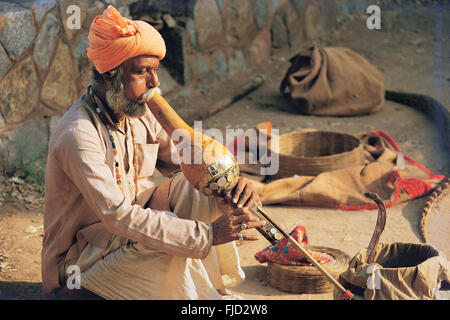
[42,5,265,300]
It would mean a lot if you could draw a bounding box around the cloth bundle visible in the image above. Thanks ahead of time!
[334,243,450,300]
[233,128,446,209]
[255,225,331,266]
[280,45,385,116]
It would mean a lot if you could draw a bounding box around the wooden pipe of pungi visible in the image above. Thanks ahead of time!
[146,89,363,300]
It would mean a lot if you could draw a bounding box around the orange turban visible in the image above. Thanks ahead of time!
[87,5,166,74]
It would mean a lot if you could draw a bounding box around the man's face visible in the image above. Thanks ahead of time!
[121,55,160,102]
[105,55,160,119]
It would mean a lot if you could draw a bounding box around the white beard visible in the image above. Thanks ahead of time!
[106,86,147,119]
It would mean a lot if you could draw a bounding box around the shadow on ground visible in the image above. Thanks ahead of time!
[0,281,44,300]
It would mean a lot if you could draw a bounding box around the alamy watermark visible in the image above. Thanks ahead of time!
[366,5,381,30]
[66,265,81,290]
[366,264,381,290]
[66,5,81,30]
[169,121,280,176]
[66,3,382,31]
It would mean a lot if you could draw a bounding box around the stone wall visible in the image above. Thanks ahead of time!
[131,0,369,85]
[0,0,139,176]
[0,0,394,176]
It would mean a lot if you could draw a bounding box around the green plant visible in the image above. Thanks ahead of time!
[17,152,47,194]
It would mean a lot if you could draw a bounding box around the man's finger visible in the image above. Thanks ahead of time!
[232,179,245,204]
[236,233,260,242]
[243,193,259,209]
[236,185,251,208]
[230,206,248,216]
[245,220,266,230]
[234,213,262,225]
[233,219,265,231]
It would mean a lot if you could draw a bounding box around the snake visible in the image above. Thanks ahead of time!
[385,90,450,163]
[385,91,449,244]
[420,178,450,243]
[364,192,387,264]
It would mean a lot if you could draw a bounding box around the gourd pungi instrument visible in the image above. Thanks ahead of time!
[146,91,363,300]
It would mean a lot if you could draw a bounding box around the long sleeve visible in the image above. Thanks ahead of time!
[53,121,212,259]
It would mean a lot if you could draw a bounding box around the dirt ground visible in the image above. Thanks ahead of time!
[0,3,448,300]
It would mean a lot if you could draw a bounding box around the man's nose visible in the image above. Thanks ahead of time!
[147,69,160,88]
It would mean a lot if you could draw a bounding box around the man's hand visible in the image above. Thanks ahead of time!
[225,176,262,209]
[211,199,265,246]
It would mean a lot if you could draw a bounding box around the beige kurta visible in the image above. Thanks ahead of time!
[72,173,245,299]
[42,90,241,296]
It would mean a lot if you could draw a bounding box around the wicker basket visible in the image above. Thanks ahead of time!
[266,246,350,294]
[269,130,365,178]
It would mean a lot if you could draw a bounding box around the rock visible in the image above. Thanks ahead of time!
[318,0,345,30]
[162,14,176,28]
[26,226,38,234]
[211,49,227,81]
[114,0,139,6]
[193,0,223,50]
[77,64,93,96]
[291,0,303,10]
[304,4,325,39]
[158,64,178,94]
[271,12,289,48]
[49,115,62,136]
[28,0,58,25]
[41,40,78,112]
[0,57,40,124]
[0,4,35,61]
[0,43,11,78]
[228,50,247,77]
[10,177,24,185]
[216,0,224,13]
[185,18,198,49]
[340,1,351,15]
[248,30,271,64]
[270,0,283,9]
[353,0,369,12]
[33,13,59,78]
[117,6,131,19]
[282,0,303,48]
[253,0,268,29]
[0,13,5,30]
[0,119,49,175]
[196,54,209,77]
[71,32,89,72]
[83,1,105,30]
[225,0,255,45]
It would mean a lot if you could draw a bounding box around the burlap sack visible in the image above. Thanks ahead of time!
[280,45,385,116]
[244,129,446,209]
[333,243,450,300]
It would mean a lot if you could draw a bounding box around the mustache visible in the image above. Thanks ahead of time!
[135,88,155,104]
[106,86,159,118]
